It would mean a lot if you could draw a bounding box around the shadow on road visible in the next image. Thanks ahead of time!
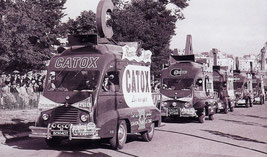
[5,134,140,157]
[156,128,267,155]
[244,114,267,120]
[219,119,267,128]
[57,150,112,157]
[202,129,267,144]
[0,118,34,140]
[162,117,201,124]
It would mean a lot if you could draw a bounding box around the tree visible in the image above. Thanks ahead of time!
[60,0,189,77]
[111,0,189,77]
[0,0,66,72]
[60,11,97,36]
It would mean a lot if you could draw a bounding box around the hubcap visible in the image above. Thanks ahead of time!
[148,123,154,136]
[118,124,126,143]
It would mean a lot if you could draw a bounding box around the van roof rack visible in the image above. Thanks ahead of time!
[68,34,98,46]
[171,55,195,62]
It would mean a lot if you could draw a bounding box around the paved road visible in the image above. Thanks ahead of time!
[1,103,267,157]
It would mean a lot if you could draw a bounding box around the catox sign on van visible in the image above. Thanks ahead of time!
[170,68,187,76]
[55,57,99,69]
[122,65,154,107]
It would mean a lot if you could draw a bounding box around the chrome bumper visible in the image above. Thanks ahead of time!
[29,123,101,140]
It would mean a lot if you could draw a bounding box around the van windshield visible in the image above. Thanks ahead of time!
[234,82,243,89]
[252,83,258,88]
[162,78,193,90]
[47,70,100,92]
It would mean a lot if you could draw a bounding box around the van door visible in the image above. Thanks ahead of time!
[96,71,120,138]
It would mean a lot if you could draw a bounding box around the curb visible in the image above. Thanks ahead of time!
[0,131,30,144]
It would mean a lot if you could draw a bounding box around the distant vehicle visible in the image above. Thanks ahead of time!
[160,55,216,123]
[233,70,253,107]
[252,73,265,104]
[29,0,161,150]
[213,66,235,113]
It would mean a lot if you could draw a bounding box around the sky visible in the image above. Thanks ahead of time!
[63,0,267,56]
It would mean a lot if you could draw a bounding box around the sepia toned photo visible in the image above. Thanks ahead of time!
[0,0,266,156]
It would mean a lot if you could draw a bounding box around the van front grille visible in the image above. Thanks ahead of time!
[52,106,79,123]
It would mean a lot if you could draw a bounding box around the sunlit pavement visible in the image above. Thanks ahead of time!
[1,103,267,157]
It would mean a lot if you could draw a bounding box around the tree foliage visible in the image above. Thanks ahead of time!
[0,0,66,72]
[111,0,189,77]
[58,0,189,78]
[60,10,97,36]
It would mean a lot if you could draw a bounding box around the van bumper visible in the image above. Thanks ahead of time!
[29,123,101,140]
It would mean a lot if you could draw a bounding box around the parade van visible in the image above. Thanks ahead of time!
[29,0,161,150]
[252,73,265,104]
[233,70,253,107]
[160,55,216,123]
[213,66,235,113]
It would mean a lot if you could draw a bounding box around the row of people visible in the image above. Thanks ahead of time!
[0,72,45,109]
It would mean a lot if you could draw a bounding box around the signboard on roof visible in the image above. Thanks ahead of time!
[122,45,152,63]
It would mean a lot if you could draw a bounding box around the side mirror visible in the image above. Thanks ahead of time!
[196,79,203,86]
[223,81,227,87]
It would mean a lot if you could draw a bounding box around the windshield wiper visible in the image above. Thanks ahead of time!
[70,67,86,81]
[55,67,67,80]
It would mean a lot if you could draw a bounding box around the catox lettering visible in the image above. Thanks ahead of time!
[125,69,150,93]
[122,65,154,107]
[55,57,99,69]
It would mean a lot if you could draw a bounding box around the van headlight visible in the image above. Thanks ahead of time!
[80,115,89,122]
[42,113,49,121]
[172,102,177,107]
[162,102,168,107]
[184,102,190,108]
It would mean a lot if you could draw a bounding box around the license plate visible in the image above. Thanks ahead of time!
[72,124,96,137]
[169,108,179,115]
[52,130,68,136]
[181,108,195,115]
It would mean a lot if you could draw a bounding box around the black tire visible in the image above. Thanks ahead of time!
[141,123,155,142]
[161,116,166,122]
[260,97,264,105]
[249,98,253,107]
[215,108,219,113]
[208,114,214,120]
[224,104,228,114]
[109,120,127,150]
[230,107,234,112]
[245,99,249,108]
[198,109,206,123]
[45,137,62,147]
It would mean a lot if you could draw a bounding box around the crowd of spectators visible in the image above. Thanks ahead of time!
[0,71,46,109]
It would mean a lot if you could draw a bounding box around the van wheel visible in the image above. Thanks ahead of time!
[249,98,253,107]
[260,97,264,105]
[224,105,228,114]
[45,137,62,147]
[141,123,155,142]
[109,120,127,150]
[245,99,249,108]
[198,109,206,123]
[208,114,214,120]
[161,116,166,122]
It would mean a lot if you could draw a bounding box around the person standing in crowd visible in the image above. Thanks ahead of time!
[18,83,29,109]
[2,81,16,109]
[0,73,6,108]
[26,82,35,108]
[10,82,20,108]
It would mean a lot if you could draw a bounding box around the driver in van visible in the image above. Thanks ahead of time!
[102,74,115,92]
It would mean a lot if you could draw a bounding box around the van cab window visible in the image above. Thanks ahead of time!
[47,70,100,92]
[162,78,193,90]
[195,78,203,91]
[102,71,119,92]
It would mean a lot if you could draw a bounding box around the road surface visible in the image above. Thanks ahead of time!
[1,103,267,157]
